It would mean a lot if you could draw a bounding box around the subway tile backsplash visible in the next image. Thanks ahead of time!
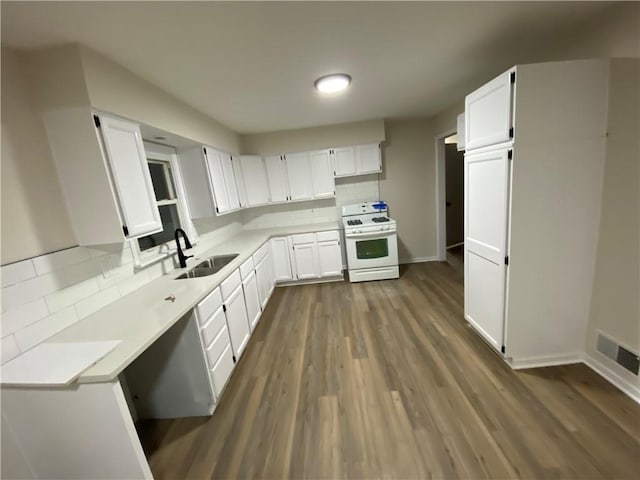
[0,176,378,363]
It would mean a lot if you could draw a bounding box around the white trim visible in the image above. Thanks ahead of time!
[435,128,457,262]
[507,353,582,370]
[582,353,640,405]
[275,276,344,287]
[398,256,438,264]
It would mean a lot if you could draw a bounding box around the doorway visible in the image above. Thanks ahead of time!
[435,129,464,270]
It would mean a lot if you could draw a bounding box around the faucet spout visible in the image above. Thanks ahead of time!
[174,228,193,268]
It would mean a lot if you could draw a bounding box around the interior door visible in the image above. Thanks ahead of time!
[464,147,511,352]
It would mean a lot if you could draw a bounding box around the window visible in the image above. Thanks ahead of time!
[131,142,194,269]
[138,159,182,251]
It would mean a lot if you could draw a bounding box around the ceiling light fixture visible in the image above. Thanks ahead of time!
[314,73,352,94]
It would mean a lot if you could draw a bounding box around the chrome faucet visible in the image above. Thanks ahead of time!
[174,228,193,268]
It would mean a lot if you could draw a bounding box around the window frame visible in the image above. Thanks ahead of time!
[131,142,196,270]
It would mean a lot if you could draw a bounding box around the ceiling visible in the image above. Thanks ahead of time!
[1,1,614,134]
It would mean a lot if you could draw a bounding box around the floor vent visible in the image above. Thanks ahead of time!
[596,333,640,375]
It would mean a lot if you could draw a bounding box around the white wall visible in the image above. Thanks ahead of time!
[380,118,437,263]
[79,45,241,154]
[584,59,640,388]
[1,48,77,265]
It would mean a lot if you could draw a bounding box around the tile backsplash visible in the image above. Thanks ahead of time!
[1,176,378,363]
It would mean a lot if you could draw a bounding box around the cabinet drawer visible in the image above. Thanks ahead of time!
[239,257,255,280]
[200,306,226,347]
[195,287,222,326]
[210,344,235,400]
[205,325,231,368]
[291,233,316,245]
[220,269,241,300]
[316,230,339,242]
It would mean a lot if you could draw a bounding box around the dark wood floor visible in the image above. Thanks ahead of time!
[138,261,640,479]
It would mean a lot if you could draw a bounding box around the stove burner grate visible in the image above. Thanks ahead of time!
[371,217,390,223]
[347,219,363,226]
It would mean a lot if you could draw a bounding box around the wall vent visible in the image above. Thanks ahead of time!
[596,332,639,375]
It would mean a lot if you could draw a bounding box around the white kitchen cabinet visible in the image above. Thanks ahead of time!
[210,344,235,400]
[180,146,241,217]
[239,155,270,206]
[465,69,514,150]
[264,155,290,203]
[222,279,251,360]
[332,146,357,177]
[232,155,248,208]
[42,109,162,245]
[317,231,342,277]
[310,149,336,198]
[464,60,609,367]
[356,143,382,174]
[242,270,262,331]
[270,237,294,282]
[285,152,314,201]
[254,257,270,309]
[291,236,319,280]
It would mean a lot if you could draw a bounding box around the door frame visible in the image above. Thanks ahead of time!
[435,128,457,261]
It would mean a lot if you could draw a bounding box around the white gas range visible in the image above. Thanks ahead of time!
[342,202,399,282]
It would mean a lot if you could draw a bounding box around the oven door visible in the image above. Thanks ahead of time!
[345,230,398,270]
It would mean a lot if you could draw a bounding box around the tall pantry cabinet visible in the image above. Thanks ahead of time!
[464,59,609,368]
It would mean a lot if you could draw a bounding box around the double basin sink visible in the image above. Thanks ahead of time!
[175,253,239,279]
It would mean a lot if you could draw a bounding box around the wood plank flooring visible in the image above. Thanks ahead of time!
[138,261,640,479]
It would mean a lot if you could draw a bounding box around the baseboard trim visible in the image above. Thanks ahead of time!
[275,275,344,287]
[398,256,438,265]
[508,353,583,370]
[582,353,640,405]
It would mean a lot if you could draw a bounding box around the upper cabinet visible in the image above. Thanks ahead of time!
[264,155,289,203]
[332,147,357,177]
[42,108,161,245]
[284,152,314,202]
[465,69,515,150]
[309,150,335,199]
[180,146,241,217]
[331,144,382,177]
[356,143,382,174]
[238,155,270,207]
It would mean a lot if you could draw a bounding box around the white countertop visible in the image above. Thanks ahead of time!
[36,223,341,384]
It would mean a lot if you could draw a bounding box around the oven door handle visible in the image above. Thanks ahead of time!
[346,230,396,239]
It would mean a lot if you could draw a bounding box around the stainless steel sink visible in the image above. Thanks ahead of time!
[174,254,239,279]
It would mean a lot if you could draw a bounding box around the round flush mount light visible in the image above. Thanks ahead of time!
[314,73,352,94]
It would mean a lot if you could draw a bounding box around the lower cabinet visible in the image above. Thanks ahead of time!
[210,344,235,400]
[242,270,262,331]
[289,231,343,280]
[223,282,251,360]
[271,237,293,281]
[255,256,270,309]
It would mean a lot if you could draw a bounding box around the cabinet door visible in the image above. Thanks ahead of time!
[242,271,262,331]
[284,152,314,201]
[292,242,319,280]
[240,156,270,206]
[465,69,514,150]
[264,155,289,203]
[356,144,382,174]
[270,237,293,282]
[265,251,276,295]
[232,156,247,208]
[464,147,510,352]
[98,115,162,237]
[224,284,251,359]
[203,147,230,214]
[317,240,342,277]
[221,152,240,211]
[332,146,356,177]
[310,150,335,198]
[254,258,269,309]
